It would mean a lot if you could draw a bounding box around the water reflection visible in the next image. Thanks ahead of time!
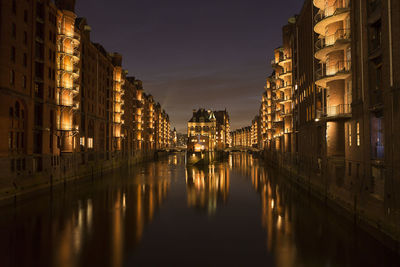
[0,153,398,267]
[185,163,230,215]
[231,152,399,267]
[0,159,172,267]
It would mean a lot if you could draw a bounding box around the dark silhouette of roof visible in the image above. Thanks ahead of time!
[189,108,215,123]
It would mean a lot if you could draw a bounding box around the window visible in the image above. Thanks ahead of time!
[10,159,15,172]
[16,132,20,148]
[348,123,352,146]
[11,46,15,62]
[22,75,26,89]
[24,10,28,23]
[88,138,93,148]
[12,23,16,38]
[376,66,382,90]
[21,133,24,149]
[357,122,361,146]
[23,53,27,67]
[10,70,15,85]
[23,31,27,45]
[348,162,352,176]
[9,132,13,149]
[12,0,16,14]
[80,137,85,146]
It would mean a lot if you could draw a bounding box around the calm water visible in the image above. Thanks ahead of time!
[0,153,399,267]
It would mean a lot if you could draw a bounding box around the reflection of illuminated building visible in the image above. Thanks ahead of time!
[230,152,296,267]
[52,161,172,267]
[185,164,230,215]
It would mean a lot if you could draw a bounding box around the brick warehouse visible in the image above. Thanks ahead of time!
[246,0,400,246]
[0,0,171,200]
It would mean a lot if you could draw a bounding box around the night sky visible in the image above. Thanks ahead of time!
[76,0,304,133]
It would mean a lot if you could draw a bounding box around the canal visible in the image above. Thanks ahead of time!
[0,153,398,267]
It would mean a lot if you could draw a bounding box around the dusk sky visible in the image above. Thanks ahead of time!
[76,0,304,133]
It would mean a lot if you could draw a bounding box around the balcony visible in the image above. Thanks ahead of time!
[276,96,292,104]
[318,104,352,121]
[369,89,384,113]
[315,29,351,61]
[314,0,350,35]
[278,55,292,67]
[59,28,81,42]
[58,83,79,94]
[278,70,292,79]
[59,48,80,62]
[271,59,283,70]
[368,0,382,24]
[280,110,293,117]
[59,65,80,78]
[277,83,292,92]
[315,60,351,87]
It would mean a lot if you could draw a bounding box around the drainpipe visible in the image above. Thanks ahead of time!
[388,0,396,223]
[360,0,365,102]
[388,0,393,87]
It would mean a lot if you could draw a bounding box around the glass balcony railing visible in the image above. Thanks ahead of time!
[314,0,350,24]
[316,60,351,80]
[315,29,351,51]
[326,104,351,117]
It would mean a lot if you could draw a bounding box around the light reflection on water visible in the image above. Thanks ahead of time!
[0,152,398,267]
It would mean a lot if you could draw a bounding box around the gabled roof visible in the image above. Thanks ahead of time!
[189,108,215,123]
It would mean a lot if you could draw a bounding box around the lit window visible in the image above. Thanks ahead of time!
[88,137,93,148]
[80,137,85,146]
[356,122,360,146]
[348,124,352,147]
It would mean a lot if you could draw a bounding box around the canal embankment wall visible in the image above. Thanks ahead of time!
[0,151,169,207]
[260,151,400,255]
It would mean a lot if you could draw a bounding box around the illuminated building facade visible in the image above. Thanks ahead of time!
[187,109,230,152]
[251,115,262,148]
[231,126,251,148]
[0,0,172,197]
[187,109,216,152]
[143,93,155,151]
[253,0,400,241]
[153,103,170,150]
[214,109,231,149]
